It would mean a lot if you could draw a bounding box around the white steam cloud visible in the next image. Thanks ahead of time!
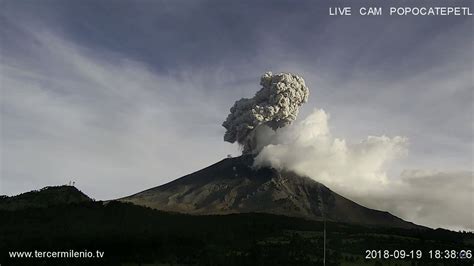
[253,109,473,230]
[222,72,309,154]
[254,109,408,195]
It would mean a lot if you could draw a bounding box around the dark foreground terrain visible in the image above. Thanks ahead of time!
[1,200,473,266]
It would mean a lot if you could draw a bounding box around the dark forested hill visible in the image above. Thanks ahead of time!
[1,201,472,266]
[0,185,91,211]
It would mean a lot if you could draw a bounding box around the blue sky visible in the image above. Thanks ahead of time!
[1,0,473,229]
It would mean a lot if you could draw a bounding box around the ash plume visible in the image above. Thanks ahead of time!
[222,72,309,154]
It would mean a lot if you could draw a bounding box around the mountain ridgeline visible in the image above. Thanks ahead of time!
[119,155,420,229]
[3,156,473,266]
[0,185,91,211]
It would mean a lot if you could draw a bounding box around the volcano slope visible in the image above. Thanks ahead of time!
[119,155,420,229]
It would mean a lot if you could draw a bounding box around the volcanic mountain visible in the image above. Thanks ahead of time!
[119,155,420,229]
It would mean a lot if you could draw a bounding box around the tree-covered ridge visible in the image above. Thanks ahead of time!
[0,185,91,211]
[1,201,472,266]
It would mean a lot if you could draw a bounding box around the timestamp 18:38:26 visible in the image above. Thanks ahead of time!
[365,249,472,259]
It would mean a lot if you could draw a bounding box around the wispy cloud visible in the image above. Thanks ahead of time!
[1,24,238,199]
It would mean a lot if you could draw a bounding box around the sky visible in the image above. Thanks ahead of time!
[1,0,473,230]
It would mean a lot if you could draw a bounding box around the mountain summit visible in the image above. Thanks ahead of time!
[120,155,420,229]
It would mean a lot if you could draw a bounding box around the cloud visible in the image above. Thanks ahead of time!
[0,25,238,199]
[254,109,408,195]
[373,170,474,231]
[222,72,309,154]
[254,109,473,230]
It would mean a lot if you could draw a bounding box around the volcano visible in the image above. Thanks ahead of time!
[119,155,420,229]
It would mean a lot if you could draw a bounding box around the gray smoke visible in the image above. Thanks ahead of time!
[222,72,309,154]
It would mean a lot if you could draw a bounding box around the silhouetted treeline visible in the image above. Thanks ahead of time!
[0,201,472,266]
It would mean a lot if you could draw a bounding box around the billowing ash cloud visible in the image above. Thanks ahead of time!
[222,72,309,154]
[222,72,473,231]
